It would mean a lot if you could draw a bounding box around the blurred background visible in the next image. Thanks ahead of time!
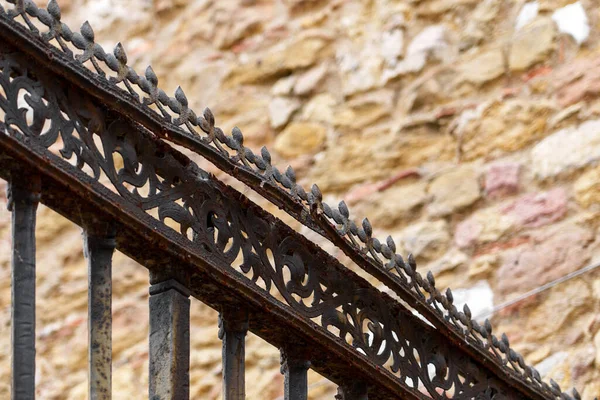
[1,0,600,398]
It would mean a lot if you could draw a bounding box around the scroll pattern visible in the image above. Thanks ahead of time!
[0,1,584,398]
[0,48,533,399]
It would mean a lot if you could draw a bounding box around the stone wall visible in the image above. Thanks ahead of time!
[1,0,600,398]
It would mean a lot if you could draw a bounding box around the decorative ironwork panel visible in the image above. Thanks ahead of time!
[0,43,547,400]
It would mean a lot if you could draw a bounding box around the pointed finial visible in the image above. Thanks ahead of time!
[484,319,492,335]
[362,218,372,236]
[427,271,435,287]
[145,66,158,86]
[48,0,61,19]
[386,236,396,253]
[261,146,271,164]
[338,201,349,218]
[114,42,127,64]
[174,86,188,107]
[311,184,322,202]
[407,253,417,270]
[203,107,215,126]
[285,166,296,182]
[446,288,453,303]
[463,304,471,319]
[501,333,510,348]
[80,21,94,42]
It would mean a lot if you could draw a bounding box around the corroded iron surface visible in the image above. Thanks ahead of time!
[8,177,40,400]
[0,0,587,399]
[84,229,115,400]
[149,279,191,400]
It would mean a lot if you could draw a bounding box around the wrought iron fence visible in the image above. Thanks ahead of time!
[0,0,590,399]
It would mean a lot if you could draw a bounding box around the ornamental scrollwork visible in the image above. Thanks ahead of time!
[0,49,530,399]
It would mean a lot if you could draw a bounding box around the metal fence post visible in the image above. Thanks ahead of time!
[219,308,249,400]
[83,224,116,400]
[8,176,41,400]
[149,278,190,400]
[280,348,310,400]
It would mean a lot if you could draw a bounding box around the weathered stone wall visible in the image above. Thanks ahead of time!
[1,0,600,398]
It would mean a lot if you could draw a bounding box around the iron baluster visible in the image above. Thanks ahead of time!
[219,308,249,400]
[8,176,41,400]
[280,348,310,400]
[148,279,191,400]
[83,224,116,400]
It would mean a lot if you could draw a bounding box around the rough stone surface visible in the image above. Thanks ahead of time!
[458,99,553,161]
[459,48,505,85]
[293,63,328,95]
[382,24,450,83]
[468,254,498,279]
[524,279,591,342]
[501,188,568,228]
[273,122,327,157]
[532,119,600,178]
[335,89,394,129]
[554,56,600,107]
[485,162,520,198]
[496,225,593,296]
[426,248,468,275]
[509,18,556,71]
[300,93,336,123]
[310,131,454,191]
[427,165,481,216]
[396,219,450,261]
[455,207,514,248]
[224,35,329,87]
[352,181,428,228]
[574,165,600,208]
[268,97,301,129]
[336,35,383,96]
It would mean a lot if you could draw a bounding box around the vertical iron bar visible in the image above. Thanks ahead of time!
[335,382,368,400]
[280,348,310,400]
[219,308,249,400]
[149,279,190,400]
[83,226,116,400]
[8,176,41,400]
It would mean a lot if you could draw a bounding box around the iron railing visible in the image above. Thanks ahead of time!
[0,0,588,399]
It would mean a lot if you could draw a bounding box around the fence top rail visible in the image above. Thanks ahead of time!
[0,1,587,399]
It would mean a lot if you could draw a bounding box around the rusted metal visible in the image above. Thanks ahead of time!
[219,308,248,400]
[149,279,190,400]
[0,41,560,399]
[8,175,41,400]
[336,383,368,400]
[84,225,116,400]
[0,1,590,399]
[280,348,310,400]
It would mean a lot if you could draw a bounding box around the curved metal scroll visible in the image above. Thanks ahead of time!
[0,46,541,399]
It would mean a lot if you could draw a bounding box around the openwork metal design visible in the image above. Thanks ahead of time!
[0,47,529,399]
[0,1,586,399]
